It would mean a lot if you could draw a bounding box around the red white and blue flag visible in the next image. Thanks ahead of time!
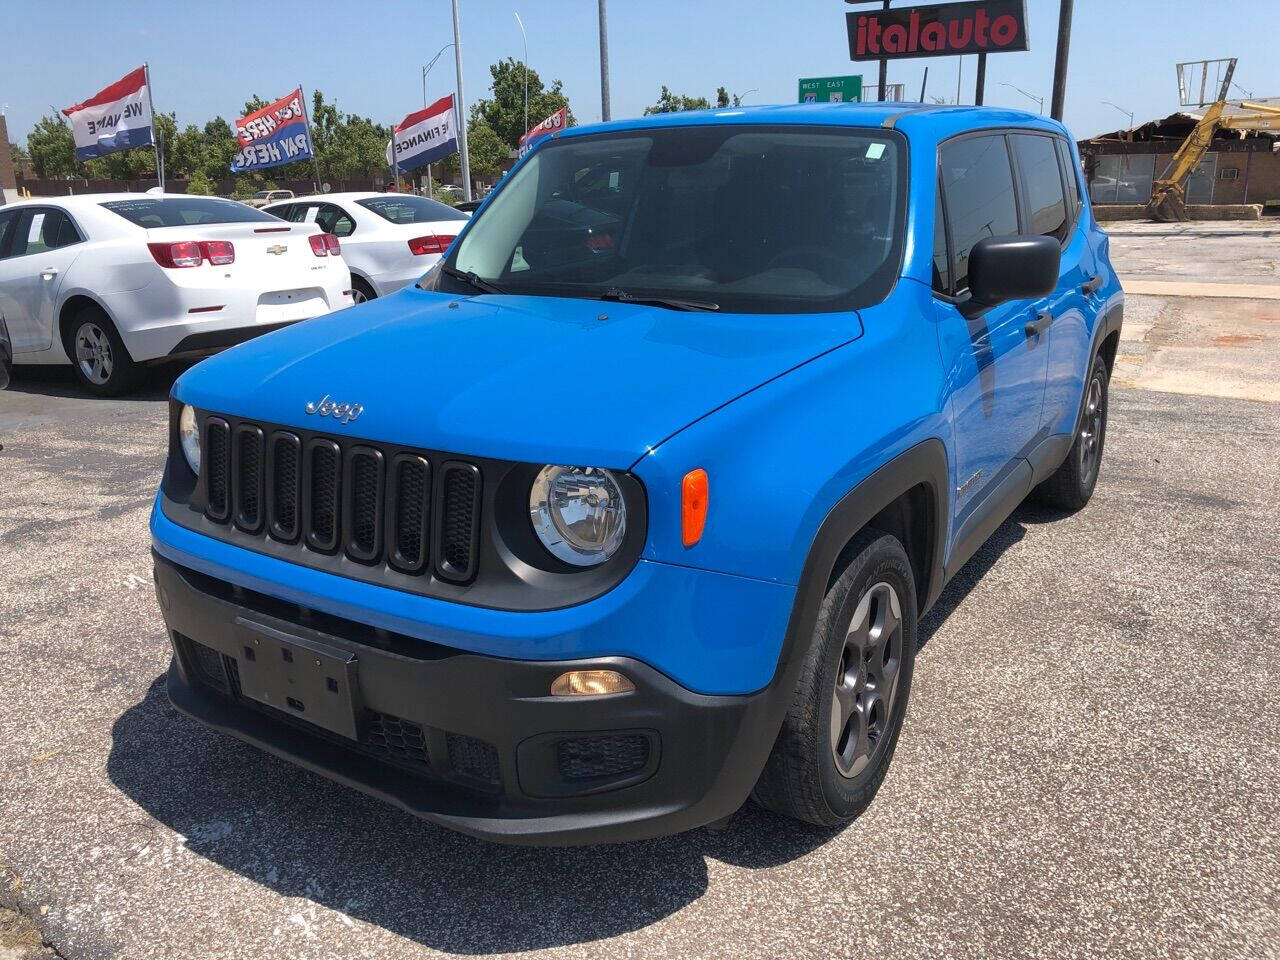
[518,107,567,157]
[230,88,314,172]
[62,66,155,161]
[386,95,459,174]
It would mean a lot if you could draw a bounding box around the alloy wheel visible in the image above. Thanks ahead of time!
[1078,375,1104,483]
[831,580,904,779]
[75,322,114,385]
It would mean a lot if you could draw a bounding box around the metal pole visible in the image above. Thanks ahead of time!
[451,0,472,201]
[955,56,963,105]
[1050,0,1074,120]
[974,52,987,106]
[144,62,164,191]
[300,84,319,194]
[598,0,611,121]
[878,0,889,101]
[515,12,528,143]
[919,66,928,103]
[423,68,431,197]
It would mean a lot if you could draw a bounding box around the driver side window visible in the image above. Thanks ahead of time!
[939,135,1019,293]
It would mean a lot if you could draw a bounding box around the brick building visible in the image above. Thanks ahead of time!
[1078,98,1280,209]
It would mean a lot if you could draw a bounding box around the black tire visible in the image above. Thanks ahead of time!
[1032,353,1110,511]
[351,277,377,304]
[63,304,143,397]
[753,530,917,827]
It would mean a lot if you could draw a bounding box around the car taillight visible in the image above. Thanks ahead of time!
[310,233,340,257]
[200,240,235,265]
[408,235,454,256]
[148,241,204,268]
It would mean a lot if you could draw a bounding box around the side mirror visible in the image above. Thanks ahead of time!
[966,235,1061,312]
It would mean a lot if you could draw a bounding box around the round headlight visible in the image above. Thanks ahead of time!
[178,404,200,476]
[529,466,627,567]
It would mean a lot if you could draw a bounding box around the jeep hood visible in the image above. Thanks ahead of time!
[176,288,864,466]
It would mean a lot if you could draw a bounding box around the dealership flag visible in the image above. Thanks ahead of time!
[230,88,314,172]
[518,107,567,157]
[62,66,154,161]
[386,95,458,174]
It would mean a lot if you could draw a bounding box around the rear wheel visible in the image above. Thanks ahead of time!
[351,277,376,304]
[64,306,142,397]
[753,530,917,827]
[1032,353,1110,510]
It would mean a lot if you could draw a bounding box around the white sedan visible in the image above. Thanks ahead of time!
[264,192,470,302]
[0,194,353,395]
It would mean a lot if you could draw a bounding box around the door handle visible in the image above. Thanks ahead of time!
[41,267,59,280]
[1080,275,1103,295]
[1025,311,1053,338]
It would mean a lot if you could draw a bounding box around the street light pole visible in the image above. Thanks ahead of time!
[422,43,454,197]
[451,0,472,202]
[1050,0,1074,120]
[597,0,611,121]
[1101,100,1135,134]
[1000,81,1045,114]
[515,12,528,141]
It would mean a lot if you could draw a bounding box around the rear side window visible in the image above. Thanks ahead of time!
[9,209,82,256]
[1012,134,1068,241]
[315,203,356,237]
[100,197,276,227]
[1056,138,1083,218]
[939,135,1019,292]
[931,188,950,294]
[357,195,469,224]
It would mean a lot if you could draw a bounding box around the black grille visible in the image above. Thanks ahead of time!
[176,633,229,694]
[268,433,301,541]
[199,415,482,581]
[434,461,482,582]
[233,425,264,532]
[204,419,230,521]
[447,732,502,786]
[366,711,429,765]
[557,735,650,781]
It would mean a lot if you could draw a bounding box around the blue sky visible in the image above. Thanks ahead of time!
[4,0,1277,145]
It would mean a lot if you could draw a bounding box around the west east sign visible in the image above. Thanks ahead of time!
[847,0,1029,60]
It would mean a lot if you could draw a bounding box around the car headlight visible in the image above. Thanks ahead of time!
[529,466,627,566]
[178,404,200,476]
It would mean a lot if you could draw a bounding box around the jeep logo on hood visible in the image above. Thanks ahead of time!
[305,394,363,424]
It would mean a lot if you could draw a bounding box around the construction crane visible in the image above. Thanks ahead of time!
[1147,58,1280,221]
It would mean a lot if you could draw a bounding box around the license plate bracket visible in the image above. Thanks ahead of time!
[233,618,360,740]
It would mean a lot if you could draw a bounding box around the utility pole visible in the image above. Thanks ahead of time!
[878,0,889,101]
[974,52,987,105]
[598,0,611,121]
[451,0,472,201]
[1050,0,1074,120]
[515,12,529,140]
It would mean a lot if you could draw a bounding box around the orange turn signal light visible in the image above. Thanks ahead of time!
[550,670,635,697]
[682,468,709,548]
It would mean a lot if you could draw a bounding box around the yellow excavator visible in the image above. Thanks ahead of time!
[1147,58,1280,221]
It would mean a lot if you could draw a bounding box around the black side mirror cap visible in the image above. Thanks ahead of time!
[964,234,1061,314]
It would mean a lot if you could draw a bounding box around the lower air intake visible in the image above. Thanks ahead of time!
[557,734,650,781]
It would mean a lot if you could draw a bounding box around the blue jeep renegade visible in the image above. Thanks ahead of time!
[151,103,1123,844]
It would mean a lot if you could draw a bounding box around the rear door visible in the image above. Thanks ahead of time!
[932,133,1050,521]
[0,206,84,352]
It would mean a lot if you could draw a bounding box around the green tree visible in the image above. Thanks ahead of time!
[466,120,508,180]
[170,123,208,178]
[644,86,712,114]
[26,114,77,178]
[186,168,215,195]
[9,141,28,169]
[470,58,574,150]
[201,117,238,179]
[715,87,743,108]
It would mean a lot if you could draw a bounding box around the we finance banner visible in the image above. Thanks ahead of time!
[518,107,567,157]
[230,88,314,173]
[62,66,155,161]
[386,95,458,174]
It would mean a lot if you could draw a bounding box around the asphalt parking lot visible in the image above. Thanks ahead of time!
[1,223,1278,960]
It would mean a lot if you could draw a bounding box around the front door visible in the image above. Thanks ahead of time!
[933,134,1050,523]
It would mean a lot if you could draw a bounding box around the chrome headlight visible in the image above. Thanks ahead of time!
[178,404,200,476]
[529,466,627,566]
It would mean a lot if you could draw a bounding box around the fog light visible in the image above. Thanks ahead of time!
[550,670,635,697]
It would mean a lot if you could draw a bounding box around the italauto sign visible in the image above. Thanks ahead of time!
[847,0,1029,61]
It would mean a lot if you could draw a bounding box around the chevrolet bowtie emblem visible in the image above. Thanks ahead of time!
[266,244,288,255]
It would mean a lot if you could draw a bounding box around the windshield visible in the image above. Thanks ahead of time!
[101,197,277,227]
[445,125,905,313]
[358,195,470,224]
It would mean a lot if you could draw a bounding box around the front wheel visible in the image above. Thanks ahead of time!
[753,530,917,827]
[1032,353,1110,511]
[64,306,142,397]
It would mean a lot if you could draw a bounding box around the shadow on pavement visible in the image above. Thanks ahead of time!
[8,361,193,402]
[107,508,1036,952]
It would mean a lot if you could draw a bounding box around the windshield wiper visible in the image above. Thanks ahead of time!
[597,288,720,312]
[440,265,505,295]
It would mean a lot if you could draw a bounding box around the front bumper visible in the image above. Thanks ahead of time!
[154,553,790,845]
